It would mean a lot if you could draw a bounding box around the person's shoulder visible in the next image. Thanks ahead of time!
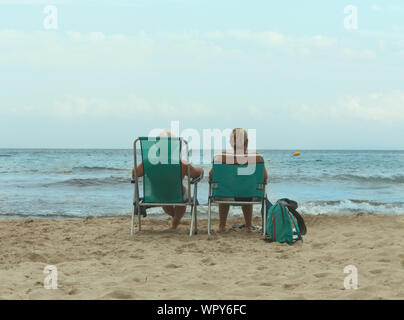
[213,154,224,163]
[249,152,264,163]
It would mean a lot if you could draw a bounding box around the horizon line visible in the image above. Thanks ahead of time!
[1,147,403,151]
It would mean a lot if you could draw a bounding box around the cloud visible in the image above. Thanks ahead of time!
[338,91,404,122]
[223,30,288,47]
[371,4,382,11]
[0,0,67,4]
[5,91,403,125]
[0,29,247,71]
[342,48,376,59]
[290,91,404,124]
[370,4,404,12]
[0,29,380,72]
[204,30,338,53]
[0,29,399,126]
[0,94,232,119]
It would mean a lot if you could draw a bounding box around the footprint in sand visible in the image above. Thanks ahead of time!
[313,272,329,278]
[259,282,273,287]
[369,269,383,274]
[283,283,299,290]
[201,257,216,266]
[24,252,45,263]
[311,243,326,249]
[102,290,134,299]
[164,263,182,269]
[131,277,142,282]
[175,243,198,254]
[342,232,355,237]
[68,288,79,295]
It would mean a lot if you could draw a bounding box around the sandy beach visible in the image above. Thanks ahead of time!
[0,214,403,300]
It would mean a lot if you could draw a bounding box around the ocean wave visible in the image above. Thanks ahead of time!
[265,173,404,185]
[43,176,131,187]
[326,174,404,184]
[0,212,84,219]
[298,199,404,215]
[72,166,128,173]
[3,167,129,174]
[113,199,404,217]
[1,199,403,220]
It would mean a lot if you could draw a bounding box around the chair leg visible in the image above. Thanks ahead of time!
[131,205,135,236]
[263,200,267,238]
[207,199,212,236]
[194,204,198,235]
[193,184,198,235]
[189,203,195,237]
[138,206,142,231]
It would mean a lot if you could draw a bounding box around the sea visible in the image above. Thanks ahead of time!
[0,149,403,220]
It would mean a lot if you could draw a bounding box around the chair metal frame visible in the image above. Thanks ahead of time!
[131,137,201,236]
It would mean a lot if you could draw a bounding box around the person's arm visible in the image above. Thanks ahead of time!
[264,166,268,182]
[189,164,203,179]
[132,163,144,178]
[181,160,203,179]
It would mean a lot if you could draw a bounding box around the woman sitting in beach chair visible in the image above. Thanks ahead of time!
[208,128,268,233]
[132,130,204,231]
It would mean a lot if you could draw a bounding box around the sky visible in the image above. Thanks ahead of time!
[0,0,403,149]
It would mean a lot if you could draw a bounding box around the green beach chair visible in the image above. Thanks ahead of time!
[207,159,268,236]
[131,137,203,236]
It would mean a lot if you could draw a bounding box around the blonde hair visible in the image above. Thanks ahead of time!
[230,128,248,152]
[158,129,174,137]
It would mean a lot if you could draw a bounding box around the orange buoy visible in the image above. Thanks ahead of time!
[293,152,301,156]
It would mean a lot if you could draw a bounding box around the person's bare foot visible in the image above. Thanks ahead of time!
[245,226,253,232]
[171,221,180,229]
[217,225,227,233]
[165,227,180,233]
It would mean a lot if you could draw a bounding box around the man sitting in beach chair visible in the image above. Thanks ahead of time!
[132,130,204,233]
[208,128,268,233]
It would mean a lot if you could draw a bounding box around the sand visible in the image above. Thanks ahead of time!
[0,214,403,300]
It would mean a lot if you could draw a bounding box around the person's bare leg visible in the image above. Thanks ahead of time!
[218,204,230,232]
[162,206,175,217]
[171,206,186,229]
[242,204,253,232]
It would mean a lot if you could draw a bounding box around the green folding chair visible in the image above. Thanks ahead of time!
[131,137,203,236]
[207,160,268,236]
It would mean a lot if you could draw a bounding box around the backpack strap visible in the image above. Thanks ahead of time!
[277,198,298,210]
[288,207,307,235]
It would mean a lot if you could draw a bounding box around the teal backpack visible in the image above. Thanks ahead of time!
[266,201,303,244]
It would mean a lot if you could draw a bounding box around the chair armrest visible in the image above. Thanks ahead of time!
[191,171,204,184]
